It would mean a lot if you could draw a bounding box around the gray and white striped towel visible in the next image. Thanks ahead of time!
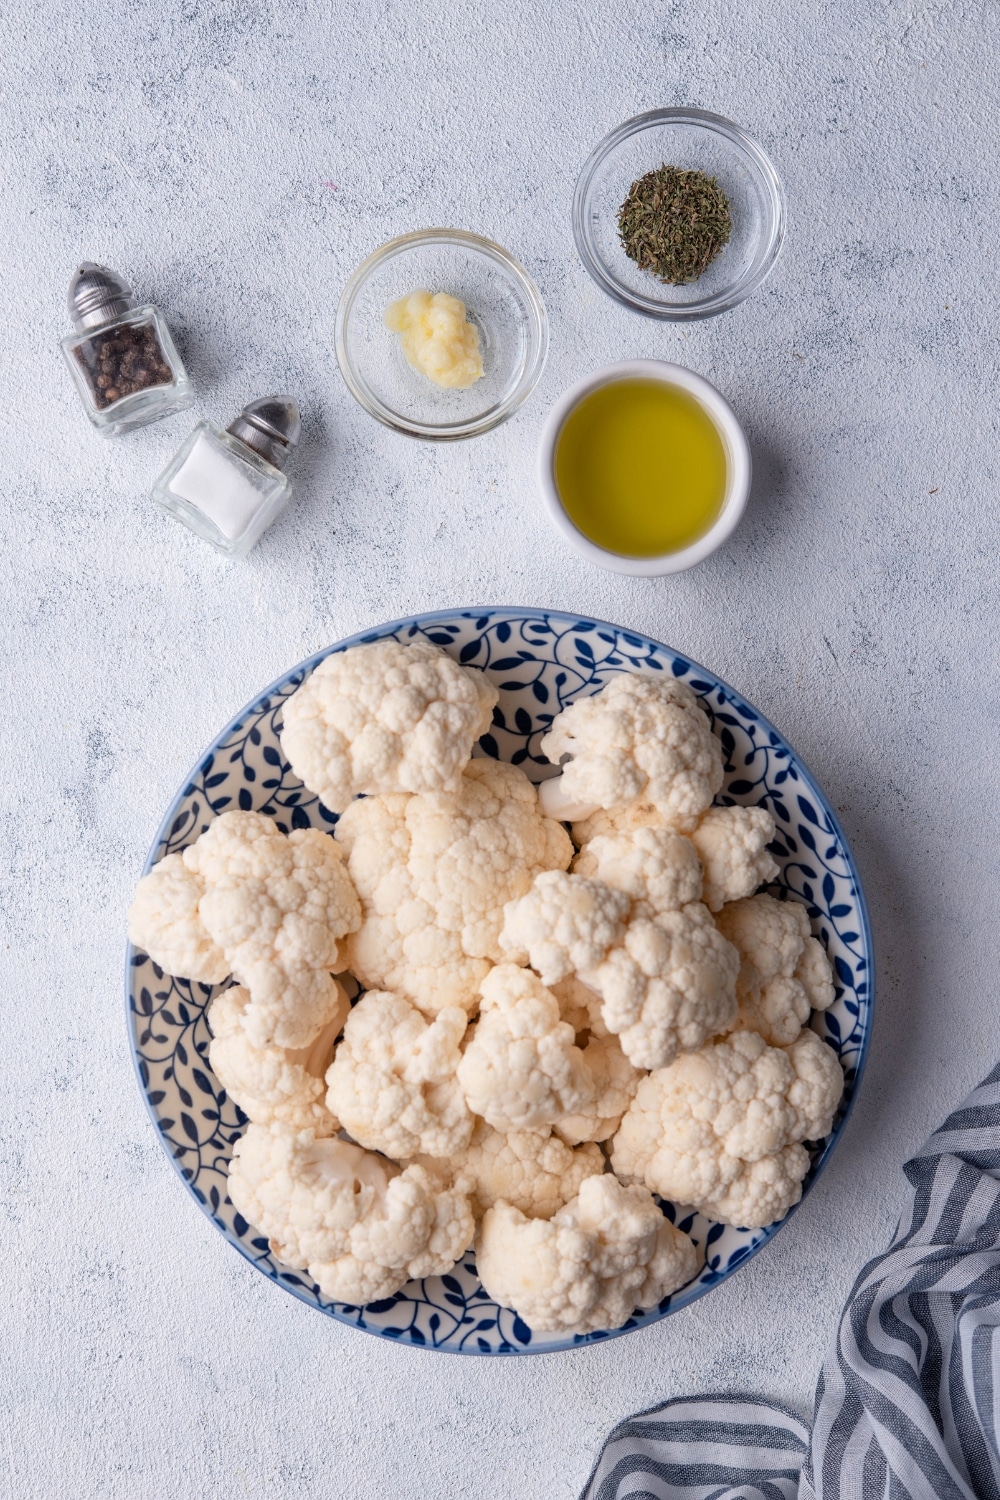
[582,1063,1000,1500]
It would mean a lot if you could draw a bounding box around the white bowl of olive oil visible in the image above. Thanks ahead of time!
[537,360,750,576]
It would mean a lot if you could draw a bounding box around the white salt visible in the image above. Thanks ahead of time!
[168,431,265,542]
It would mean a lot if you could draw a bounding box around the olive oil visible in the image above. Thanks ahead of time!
[553,379,728,558]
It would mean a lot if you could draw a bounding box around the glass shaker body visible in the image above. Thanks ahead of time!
[151,421,291,557]
[61,305,193,434]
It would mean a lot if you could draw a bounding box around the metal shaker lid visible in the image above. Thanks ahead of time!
[68,263,134,332]
[226,396,301,470]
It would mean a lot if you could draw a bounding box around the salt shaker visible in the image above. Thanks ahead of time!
[151,397,301,557]
[60,263,193,433]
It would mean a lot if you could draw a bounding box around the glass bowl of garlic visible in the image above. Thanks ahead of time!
[336,229,549,440]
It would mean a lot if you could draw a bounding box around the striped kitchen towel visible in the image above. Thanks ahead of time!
[581,1061,1000,1500]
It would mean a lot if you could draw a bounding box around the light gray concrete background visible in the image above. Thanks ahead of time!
[2,1,998,1495]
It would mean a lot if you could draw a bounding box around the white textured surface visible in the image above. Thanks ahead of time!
[2,3,998,1496]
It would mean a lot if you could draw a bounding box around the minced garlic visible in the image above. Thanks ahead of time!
[384,290,484,389]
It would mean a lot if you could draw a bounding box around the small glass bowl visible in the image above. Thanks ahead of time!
[336,229,548,440]
[573,108,785,321]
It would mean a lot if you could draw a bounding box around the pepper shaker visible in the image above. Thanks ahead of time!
[151,397,301,557]
[61,263,193,434]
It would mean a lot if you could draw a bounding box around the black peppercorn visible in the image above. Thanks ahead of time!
[72,318,174,410]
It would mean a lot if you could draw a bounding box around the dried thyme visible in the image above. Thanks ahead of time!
[617,165,732,285]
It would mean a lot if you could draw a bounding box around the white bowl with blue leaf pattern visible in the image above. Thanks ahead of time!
[126,608,873,1354]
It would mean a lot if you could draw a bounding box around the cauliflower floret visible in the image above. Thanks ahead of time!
[344,1161,475,1281]
[234,967,346,1055]
[716,892,811,988]
[690,806,779,912]
[476,1174,700,1335]
[795,935,837,1012]
[228,1125,475,1303]
[538,674,723,831]
[571,800,666,848]
[499,870,630,985]
[228,1123,397,1268]
[612,1027,844,1227]
[279,638,498,813]
[325,990,473,1160]
[456,965,593,1132]
[128,812,361,1050]
[728,974,813,1049]
[337,760,572,1014]
[783,1026,847,1139]
[182,812,361,1050]
[208,984,347,1134]
[440,1120,605,1220]
[551,975,608,1039]
[554,1034,642,1144]
[127,851,229,983]
[572,826,703,918]
[716,893,835,1046]
[587,906,739,1070]
[310,1256,408,1306]
[693,1146,812,1230]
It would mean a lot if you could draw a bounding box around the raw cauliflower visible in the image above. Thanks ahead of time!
[279,638,498,813]
[228,1123,396,1267]
[441,1120,605,1220]
[325,990,473,1160]
[537,674,723,831]
[476,1173,700,1335]
[689,805,779,912]
[571,799,667,848]
[572,826,703,918]
[185,813,360,1049]
[128,811,361,1050]
[555,1034,642,1145]
[127,851,229,983]
[227,1123,475,1303]
[499,870,630,986]
[612,1027,844,1227]
[551,975,608,1039]
[587,906,740,1071]
[457,965,593,1132]
[716,893,835,1047]
[209,984,347,1134]
[336,759,572,1014]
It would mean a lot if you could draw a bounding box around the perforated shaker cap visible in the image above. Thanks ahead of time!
[68,263,134,332]
[226,396,302,469]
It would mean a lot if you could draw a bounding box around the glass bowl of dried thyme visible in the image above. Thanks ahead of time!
[573,107,785,321]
